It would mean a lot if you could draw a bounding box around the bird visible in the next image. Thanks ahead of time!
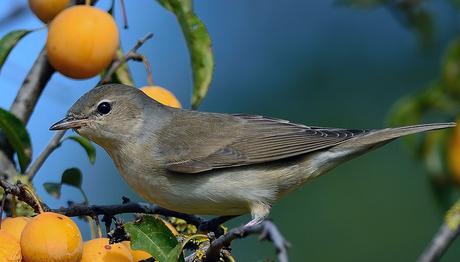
[50,83,455,227]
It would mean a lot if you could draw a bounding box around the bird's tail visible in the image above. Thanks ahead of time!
[338,122,456,149]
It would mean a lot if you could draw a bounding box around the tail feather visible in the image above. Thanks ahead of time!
[339,122,456,148]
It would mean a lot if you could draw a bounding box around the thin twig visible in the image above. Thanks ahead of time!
[120,0,128,29]
[204,220,290,262]
[50,202,204,226]
[418,199,460,262]
[418,224,460,262]
[99,33,153,84]
[140,54,153,86]
[25,130,66,181]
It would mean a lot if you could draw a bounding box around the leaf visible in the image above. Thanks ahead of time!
[165,234,207,261]
[0,30,32,72]
[125,216,182,262]
[42,168,83,199]
[43,182,61,199]
[0,107,32,172]
[157,0,214,109]
[65,136,96,164]
[61,167,82,188]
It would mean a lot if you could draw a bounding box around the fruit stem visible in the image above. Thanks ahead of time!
[11,197,17,217]
[23,186,44,214]
[94,215,103,238]
[120,0,129,29]
[87,216,97,239]
[141,55,154,86]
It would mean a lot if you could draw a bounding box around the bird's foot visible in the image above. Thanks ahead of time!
[204,219,291,262]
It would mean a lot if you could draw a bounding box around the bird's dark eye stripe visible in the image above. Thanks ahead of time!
[97,102,111,115]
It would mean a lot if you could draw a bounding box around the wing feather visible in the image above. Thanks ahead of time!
[157,112,369,173]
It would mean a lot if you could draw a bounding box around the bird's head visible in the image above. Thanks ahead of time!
[50,84,155,147]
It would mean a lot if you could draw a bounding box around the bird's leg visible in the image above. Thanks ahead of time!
[245,201,271,227]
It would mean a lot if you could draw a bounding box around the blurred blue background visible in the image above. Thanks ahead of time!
[1,0,459,261]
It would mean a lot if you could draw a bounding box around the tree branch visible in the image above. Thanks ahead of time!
[10,48,55,123]
[50,202,204,226]
[25,130,66,181]
[204,220,290,262]
[99,33,153,85]
[418,199,460,262]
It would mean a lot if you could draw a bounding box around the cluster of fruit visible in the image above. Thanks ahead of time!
[30,0,182,108]
[0,212,153,261]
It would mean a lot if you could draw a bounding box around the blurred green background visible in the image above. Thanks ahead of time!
[1,0,460,261]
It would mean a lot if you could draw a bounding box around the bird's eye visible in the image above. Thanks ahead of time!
[97,102,111,115]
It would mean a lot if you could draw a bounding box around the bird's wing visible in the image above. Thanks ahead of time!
[157,112,369,173]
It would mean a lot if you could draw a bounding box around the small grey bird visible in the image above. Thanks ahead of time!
[50,84,455,226]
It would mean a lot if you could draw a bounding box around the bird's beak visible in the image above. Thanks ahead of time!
[49,116,88,131]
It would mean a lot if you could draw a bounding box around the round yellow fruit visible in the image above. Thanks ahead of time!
[0,230,22,262]
[28,0,70,23]
[0,216,30,242]
[46,5,119,79]
[141,86,182,108]
[20,212,83,262]
[448,119,460,185]
[81,238,133,262]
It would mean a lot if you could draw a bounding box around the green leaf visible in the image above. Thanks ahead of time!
[43,182,61,199]
[125,216,182,262]
[65,136,96,164]
[0,30,32,72]
[0,107,32,172]
[157,0,214,109]
[61,167,82,188]
[165,234,207,261]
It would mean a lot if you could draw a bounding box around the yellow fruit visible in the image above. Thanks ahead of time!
[121,241,152,262]
[0,216,30,242]
[141,86,182,108]
[81,238,133,262]
[20,212,83,262]
[0,230,22,262]
[448,119,460,185]
[131,249,152,261]
[28,0,70,23]
[46,5,119,79]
